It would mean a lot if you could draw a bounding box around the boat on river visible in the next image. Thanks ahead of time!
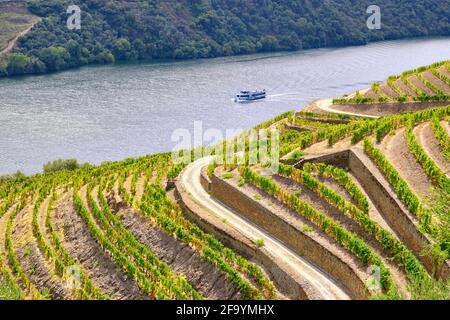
[234,89,266,102]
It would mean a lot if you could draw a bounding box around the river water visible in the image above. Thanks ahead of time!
[1,38,449,174]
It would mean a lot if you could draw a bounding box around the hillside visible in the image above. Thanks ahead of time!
[1,62,449,300]
[0,1,39,63]
[1,0,450,76]
[303,60,450,118]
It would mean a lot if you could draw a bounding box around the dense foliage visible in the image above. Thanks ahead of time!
[43,159,83,173]
[1,0,449,76]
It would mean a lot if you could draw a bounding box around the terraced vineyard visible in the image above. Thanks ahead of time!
[332,60,450,105]
[1,63,449,300]
[203,105,450,300]
[0,153,279,300]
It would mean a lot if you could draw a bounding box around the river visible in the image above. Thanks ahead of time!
[1,37,449,174]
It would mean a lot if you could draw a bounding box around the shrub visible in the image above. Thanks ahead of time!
[43,159,80,173]
[167,163,185,180]
[288,150,304,161]
[222,173,233,179]
[0,279,21,300]
[255,239,265,248]
[0,64,7,77]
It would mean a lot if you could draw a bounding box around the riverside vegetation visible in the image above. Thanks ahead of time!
[1,0,450,77]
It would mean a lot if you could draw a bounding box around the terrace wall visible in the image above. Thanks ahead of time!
[332,101,448,117]
[174,171,316,300]
[295,148,450,279]
[210,172,369,299]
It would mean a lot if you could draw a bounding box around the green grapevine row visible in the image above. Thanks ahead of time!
[240,166,397,295]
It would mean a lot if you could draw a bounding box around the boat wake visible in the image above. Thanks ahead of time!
[267,92,299,98]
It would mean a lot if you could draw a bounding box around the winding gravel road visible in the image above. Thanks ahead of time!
[314,98,379,119]
[180,156,351,300]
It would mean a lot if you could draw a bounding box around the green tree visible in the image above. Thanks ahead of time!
[38,46,70,71]
[43,159,80,173]
[0,64,7,77]
[258,36,279,52]
[113,38,133,61]
[66,39,82,66]
[6,53,31,75]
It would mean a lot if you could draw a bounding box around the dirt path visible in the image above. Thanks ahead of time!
[181,157,351,300]
[0,16,41,56]
[53,191,148,300]
[313,98,379,119]
[413,122,450,176]
[378,128,434,201]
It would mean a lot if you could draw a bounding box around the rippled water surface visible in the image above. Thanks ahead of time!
[1,38,450,174]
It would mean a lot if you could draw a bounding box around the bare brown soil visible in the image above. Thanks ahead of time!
[437,66,450,79]
[53,192,149,300]
[302,136,353,155]
[422,70,450,94]
[345,170,399,237]
[408,75,435,95]
[441,120,450,135]
[12,205,67,299]
[135,175,146,202]
[379,83,399,98]
[363,89,381,99]
[414,122,450,175]
[394,79,416,97]
[378,128,435,202]
[312,170,398,237]
[108,198,242,300]
[106,178,246,300]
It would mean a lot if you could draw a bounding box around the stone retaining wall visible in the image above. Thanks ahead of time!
[332,101,448,116]
[210,173,368,299]
[174,176,316,300]
[293,114,351,124]
[296,149,350,169]
[295,147,450,279]
[284,122,313,132]
[348,148,450,279]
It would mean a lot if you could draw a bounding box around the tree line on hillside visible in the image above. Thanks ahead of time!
[1,0,449,77]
